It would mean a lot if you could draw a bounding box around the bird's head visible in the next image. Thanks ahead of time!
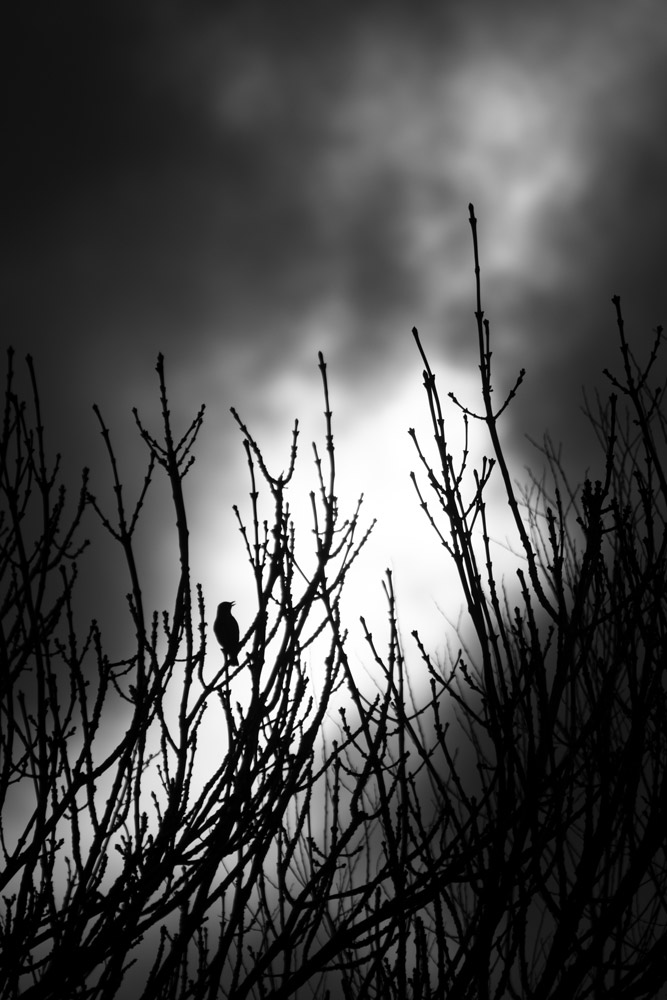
[219,601,235,612]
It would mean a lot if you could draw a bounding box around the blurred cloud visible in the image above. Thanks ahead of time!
[3,0,667,668]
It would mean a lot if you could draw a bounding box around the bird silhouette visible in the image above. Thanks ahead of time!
[214,601,240,665]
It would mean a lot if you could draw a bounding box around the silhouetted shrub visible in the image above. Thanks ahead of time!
[2,207,666,999]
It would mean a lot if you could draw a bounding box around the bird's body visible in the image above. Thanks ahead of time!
[214,601,240,665]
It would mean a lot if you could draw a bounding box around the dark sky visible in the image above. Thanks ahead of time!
[4,0,667,665]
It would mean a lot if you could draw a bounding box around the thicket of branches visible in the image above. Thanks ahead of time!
[2,206,667,999]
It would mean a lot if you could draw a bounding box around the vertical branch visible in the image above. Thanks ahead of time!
[467,204,556,623]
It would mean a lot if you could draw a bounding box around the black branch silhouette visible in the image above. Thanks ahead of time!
[2,208,667,998]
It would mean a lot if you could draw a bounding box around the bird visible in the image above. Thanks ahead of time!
[213,601,240,666]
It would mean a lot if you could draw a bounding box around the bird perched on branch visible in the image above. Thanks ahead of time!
[214,601,240,665]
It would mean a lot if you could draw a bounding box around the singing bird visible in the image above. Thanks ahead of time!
[214,601,240,665]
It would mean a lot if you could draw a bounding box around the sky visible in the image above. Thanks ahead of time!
[4,0,667,678]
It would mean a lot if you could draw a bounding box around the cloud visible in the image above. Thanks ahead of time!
[4,1,667,667]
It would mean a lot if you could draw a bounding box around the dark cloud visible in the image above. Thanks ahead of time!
[4,1,667,657]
